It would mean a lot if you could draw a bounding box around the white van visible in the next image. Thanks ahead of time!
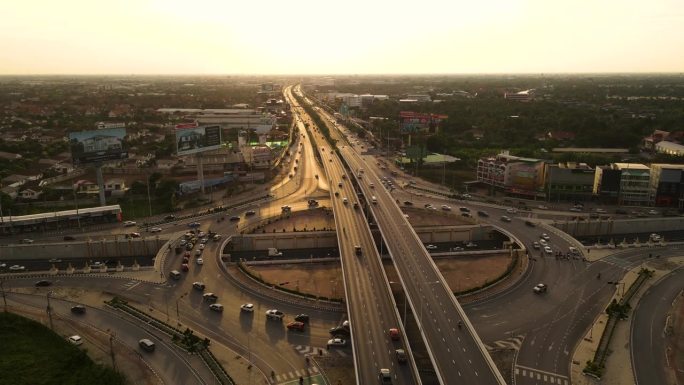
[371,196,377,204]
[170,270,181,280]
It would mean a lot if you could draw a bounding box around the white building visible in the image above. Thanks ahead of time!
[655,141,684,157]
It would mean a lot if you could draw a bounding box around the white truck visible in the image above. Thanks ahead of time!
[268,248,283,257]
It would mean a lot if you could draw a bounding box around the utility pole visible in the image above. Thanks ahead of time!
[108,330,117,371]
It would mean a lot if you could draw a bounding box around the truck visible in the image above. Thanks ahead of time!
[268,248,283,257]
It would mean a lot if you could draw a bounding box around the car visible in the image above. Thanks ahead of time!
[369,183,375,188]
[71,305,86,314]
[185,243,194,251]
[543,246,553,254]
[164,215,177,220]
[441,205,451,211]
[568,246,579,255]
[569,207,582,212]
[139,338,155,352]
[123,221,137,227]
[196,257,204,265]
[425,244,438,250]
[595,208,607,214]
[198,244,205,250]
[424,203,433,209]
[541,233,550,241]
[524,220,536,227]
[68,335,83,346]
[287,321,305,331]
[149,227,162,233]
[229,216,240,221]
[245,210,256,216]
[294,314,310,323]
[129,232,141,238]
[403,201,413,206]
[18,238,34,244]
[537,205,549,210]
[379,368,392,383]
[342,197,348,204]
[648,210,660,215]
[35,280,51,287]
[459,207,470,213]
[327,338,347,348]
[465,242,477,248]
[500,216,511,222]
[179,239,187,246]
[192,282,205,291]
[533,283,548,293]
[187,222,201,228]
[329,326,351,337]
[539,239,547,246]
[506,208,517,214]
[354,245,362,256]
[181,263,189,272]
[532,241,540,249]
[240,303,254,312]
[265,309,284,320]
[48,258,62,263]
[450,246,464,251]
[334,191,339,197]
[477,210,489,217]
[63,235,76,241]
[395,349,407,364]
[389,328,400,341]
[182,256,189,264]
[9,265,25,271]
[209,303,224,312]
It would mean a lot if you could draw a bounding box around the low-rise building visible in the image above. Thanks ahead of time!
[649,164,684,209]
[655,141,684,157]
[477,152,545,198]
[612,163,651,206]
[545,162,595,202]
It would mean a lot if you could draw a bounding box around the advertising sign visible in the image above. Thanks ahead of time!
[399,111,448,132]
[69,128,128,165]
[176,125,222,156]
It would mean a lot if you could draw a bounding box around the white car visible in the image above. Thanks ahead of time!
[539,239,547,246]
[441,205,451,211]
[240,303,254,312]
[198,244,205,250]
[327,338,347,347]
[68,335,83,346]
[9,265,25,271]
[425,244,438,250]
[541,233,550,241]
[543,246,553,254]
[266,309,284,320]
[506,208,518,214]
[149,227,162,233]
[532,242,540,249]
[123,221,136,227]
[209,303,224,312]
[196,258,204,265]
[533,283,548,293]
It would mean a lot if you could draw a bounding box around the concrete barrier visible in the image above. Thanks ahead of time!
[0,237,167,260]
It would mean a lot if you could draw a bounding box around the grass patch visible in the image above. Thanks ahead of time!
[0,312,128,385]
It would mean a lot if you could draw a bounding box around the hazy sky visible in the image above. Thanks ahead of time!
[1,0,683,75]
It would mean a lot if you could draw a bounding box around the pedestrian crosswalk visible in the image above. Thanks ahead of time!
[484,335,524,351]
[292,344,348,357]
[275,366,319,383]
[515,365,569,385]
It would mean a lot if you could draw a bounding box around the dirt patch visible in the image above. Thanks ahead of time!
[249,208,336,234]
[250,253,512,300]
[488,348,515,385]
[313,354,355,385]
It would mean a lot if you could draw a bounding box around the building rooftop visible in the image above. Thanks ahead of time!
[612,163,650,170]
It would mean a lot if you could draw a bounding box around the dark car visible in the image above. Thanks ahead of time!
[35,280,52,287]
[294,314,310,323]
[71,305,86,314]
[403,201,413,206]
[287,321,305,331]
[329,326,351,337]
[477,210,489,217]
[63,235,76,241]
[229,216,240,222]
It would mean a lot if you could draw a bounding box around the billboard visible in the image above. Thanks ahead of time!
[176,125,222,156]
[69,128,128,165]
[399,111,448,132]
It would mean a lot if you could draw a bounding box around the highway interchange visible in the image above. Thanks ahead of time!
[0,85,682,385]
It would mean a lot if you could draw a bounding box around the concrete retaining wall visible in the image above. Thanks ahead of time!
[0,237,167,260]
[230,225,497,251]
[552,217,684,237]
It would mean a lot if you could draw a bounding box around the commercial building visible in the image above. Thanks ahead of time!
[612,163,650,206]
[545,162,595,202]
[476,152,545,198]
[593,166,622,204]
[655,141,684,157]
[504,90,535,102]
[649,164,684,209]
